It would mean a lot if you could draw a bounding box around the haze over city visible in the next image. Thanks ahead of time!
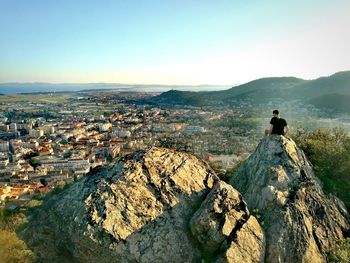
[1,0,350,85]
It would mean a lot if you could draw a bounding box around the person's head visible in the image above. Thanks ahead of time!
[272,109,279,117]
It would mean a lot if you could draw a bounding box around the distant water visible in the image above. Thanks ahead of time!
[0,83,231,94]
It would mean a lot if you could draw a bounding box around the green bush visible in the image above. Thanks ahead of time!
[0,208,28,232]
[0,230,36,263]
[291,128,350,209]
[328,238,350,263]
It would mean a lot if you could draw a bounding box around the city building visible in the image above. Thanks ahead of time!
[9,123,17,132]
[0,141,9,152]
[29,129,44,138]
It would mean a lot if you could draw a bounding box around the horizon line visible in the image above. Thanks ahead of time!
[0,70,349,87]
[0,81,234,87]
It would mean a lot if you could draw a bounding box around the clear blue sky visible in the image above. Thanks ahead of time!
[0,0,349,85]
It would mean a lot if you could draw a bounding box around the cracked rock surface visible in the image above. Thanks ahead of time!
[20,147,262,263]
[190,181,265,263]
[230,135,350,263]
[20,136,350,263]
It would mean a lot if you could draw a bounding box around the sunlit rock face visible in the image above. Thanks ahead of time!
[190,181,265,263]
[231,135,350,263]
[21,137,350,263]
[21,147,263,263]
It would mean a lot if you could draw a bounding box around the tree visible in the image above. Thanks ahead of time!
[40,178,48,186]
[29,158,39,170]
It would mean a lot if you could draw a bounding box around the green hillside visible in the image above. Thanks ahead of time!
[148,89,209,106]
[214,77,305,98]
[149,77,305,105]
[147,71,350,113]
[294,71,350,98]
[310,93,350,114]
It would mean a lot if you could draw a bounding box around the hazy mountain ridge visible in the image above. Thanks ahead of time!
[213,77,306,97]
[310,93,350,113]
[148,71,350,113]
[294,71,350,98]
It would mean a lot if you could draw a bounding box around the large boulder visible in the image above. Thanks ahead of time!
[21,136,349,263]
[21,147,263,263]
[230,135,350,263]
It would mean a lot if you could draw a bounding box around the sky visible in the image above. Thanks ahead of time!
[0,0,350,85]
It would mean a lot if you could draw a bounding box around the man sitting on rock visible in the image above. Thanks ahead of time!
[265,109,289,136]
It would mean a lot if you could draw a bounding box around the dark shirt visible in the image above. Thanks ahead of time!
[270,117,287,135]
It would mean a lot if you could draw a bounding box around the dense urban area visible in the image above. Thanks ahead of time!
[0,90,349,209]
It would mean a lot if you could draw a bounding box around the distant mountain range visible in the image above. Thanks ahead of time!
[0,83,230,94]
[147,71,350,113]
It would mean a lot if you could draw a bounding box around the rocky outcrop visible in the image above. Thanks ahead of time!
[190,181,265,263]
[21,147,263,263]
[230,135,350,263]
[20,136,350,263]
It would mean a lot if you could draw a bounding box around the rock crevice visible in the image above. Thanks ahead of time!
[21,147,262,263]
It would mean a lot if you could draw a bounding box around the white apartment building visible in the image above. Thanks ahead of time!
[9,123,17,132]
[40,158,90,174]
[29,129,44,138]
[99,123,112,132]
[0,141,9,152]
